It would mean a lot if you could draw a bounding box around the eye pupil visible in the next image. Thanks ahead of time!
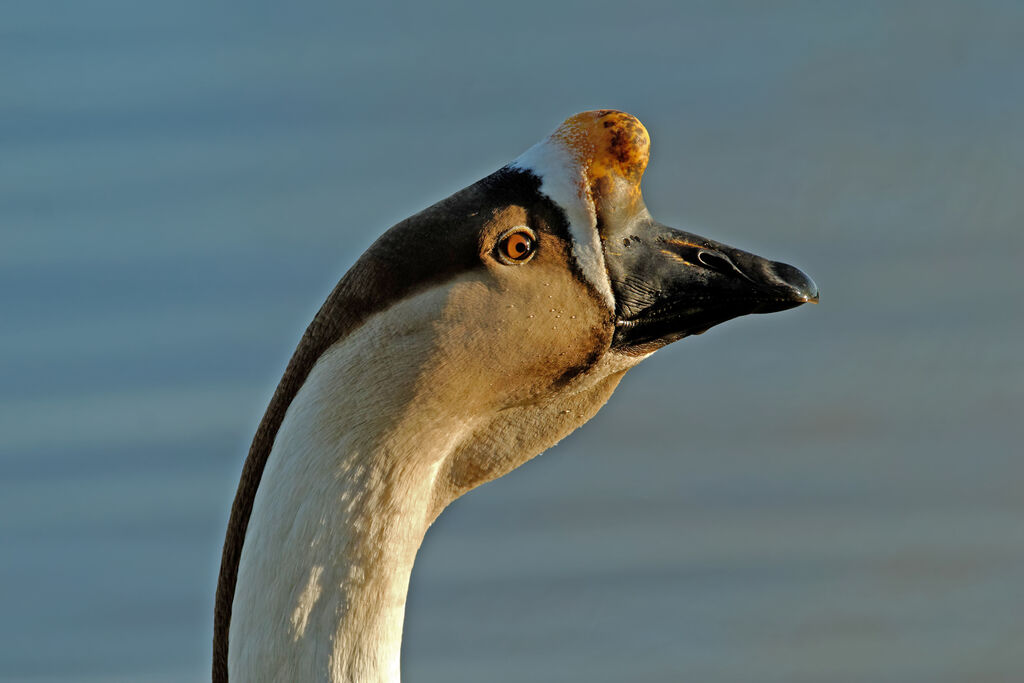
[500,231,535,262]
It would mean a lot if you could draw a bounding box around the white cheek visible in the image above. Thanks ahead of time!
[510,143,615,309]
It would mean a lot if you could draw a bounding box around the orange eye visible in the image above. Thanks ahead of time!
[498,230,536,263]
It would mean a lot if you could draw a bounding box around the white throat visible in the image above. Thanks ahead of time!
[227,277,636,683]
[228,318,472,683]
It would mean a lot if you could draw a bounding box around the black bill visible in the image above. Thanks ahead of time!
[604,218,818,352]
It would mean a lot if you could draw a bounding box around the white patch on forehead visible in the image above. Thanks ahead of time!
[510,141,615,309]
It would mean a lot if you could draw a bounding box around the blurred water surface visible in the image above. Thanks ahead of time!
[2,1,1023,681]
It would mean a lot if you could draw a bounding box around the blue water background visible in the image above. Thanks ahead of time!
[2,2,1023,681]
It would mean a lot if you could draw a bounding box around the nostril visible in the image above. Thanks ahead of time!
[697,249,734,274]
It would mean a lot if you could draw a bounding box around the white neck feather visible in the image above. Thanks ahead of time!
[229,312,474,683]
[228,277,635,682]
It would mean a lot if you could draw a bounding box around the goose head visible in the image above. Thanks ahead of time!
[333,109,817,503]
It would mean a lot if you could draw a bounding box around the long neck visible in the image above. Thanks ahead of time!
[228,336,470,683]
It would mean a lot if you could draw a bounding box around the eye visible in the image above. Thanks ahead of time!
[496,228,537,264]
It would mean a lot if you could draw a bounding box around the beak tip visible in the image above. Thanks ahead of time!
[770,262,818,306]
[799,286,820,305]
[801,281,820,305]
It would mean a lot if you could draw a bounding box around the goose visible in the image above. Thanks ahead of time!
[213,110,818,682]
